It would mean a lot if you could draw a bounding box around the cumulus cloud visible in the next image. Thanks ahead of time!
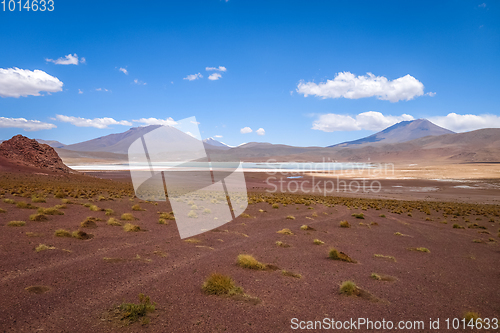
[184,73,203,81]
[45,53,83,65]
[133,117,178,126]
[312,111,414,132]
[240,127,253,134]
[0,67,63,98]
[214,135,223,138]
[78,89,83,94]
[208,73,222,81]
[206,66,227,72]
[429,113,500,133]
[119,68,128,75]
[256,128,265,136]
[56,115,132,129]
[0,117,56,131]
[133,79,147,85]
[297,72,425,103]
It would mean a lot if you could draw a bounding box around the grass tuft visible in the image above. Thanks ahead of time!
[202,273,243,296]
[339,281,359,296]
[453,223,465,229]
[313,239,324,245]
[286,215,295,220]
[131,204,145,211]
[409,247,430,253]
[187,210,198,218]
[121,213,136,221]
[340,220,350,228]
[118,293,155,324]
[237,254,266,270]
[352,213,364,219]
[7,221,26,227]
[282,270,302,278]
[107,218,121,226]
[277,228,293,235]
[374,254,396,262]
[123,223,141,232]
[105,208,114,216]
[29,213,47,221]
[329,248,356,263]
[35,244,55,252]
[54,229,72,237]
[38,207,64,215]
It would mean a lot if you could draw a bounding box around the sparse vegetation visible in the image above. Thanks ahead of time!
[89,205,101,212]
[286,215,295,220]
[38,207,64,215]
[329,248,356,263]
[408,247,430,253]
[7,221,25,227]
[453,223,465,229]
[202,273,243,296]
[72,230,92,240]
[132,204,145,211]
[463,311,481,323]
[123,223,141,232]
[54,229,72,237]
[118,293,155,325]
[352,213,364,219]
[81,217,99,228]
[313,239,324,245]
[379,214,386,218]
[276,241,290,247]
[374,254,396,262]
[31,194,46,203]
[187,210,198,218]
[29,213,47,221]
[158,218,168,225]
[340,220,350,228]
[339,281,359,296]
[105,208,114,216]
[272,203,279,209]
[3,198,15,204]
[282,270,301,278]
[237,254,266,270]
[35,244,55,252]
[371,273,381,280]
[277,228,293,235]
[184,238,201,243]
[107,218,121,226]
[121,213,136,221]
[16,201,37,209]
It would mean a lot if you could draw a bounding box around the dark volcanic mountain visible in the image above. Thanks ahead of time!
[331,119,454,147]
[0,135,74,173]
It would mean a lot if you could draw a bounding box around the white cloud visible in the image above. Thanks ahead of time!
[0,67,63,98]
[96,88,109,92]
[297,72,425,103]
[183,73,203,81]
[0,117,56,131]
[240,127,253,134]
[206,66,227,72]
[479,3,486,7]
[312,111,414,132]
[78,89,83,94]
[133,79,146,85]
[56,115,132,129]
[256,128,265,136]
[133,117,178,126]
[208,73,222,81]
[80,57,86,64]
[429,113,500,132]
[119,67,128,75]
[45,53,83,65]
[214,135,223,138]
[426,92,436,97]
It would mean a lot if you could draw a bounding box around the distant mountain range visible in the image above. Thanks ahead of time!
[4,119,498,164]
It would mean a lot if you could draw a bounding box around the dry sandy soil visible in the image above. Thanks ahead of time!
[0,169,499,332]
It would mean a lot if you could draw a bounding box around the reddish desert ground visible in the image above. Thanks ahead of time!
[0,165,499,333]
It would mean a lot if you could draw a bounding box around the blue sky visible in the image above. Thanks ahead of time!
[0,0,499,147]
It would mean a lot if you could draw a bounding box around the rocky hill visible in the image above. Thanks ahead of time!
[0,135,74,173]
